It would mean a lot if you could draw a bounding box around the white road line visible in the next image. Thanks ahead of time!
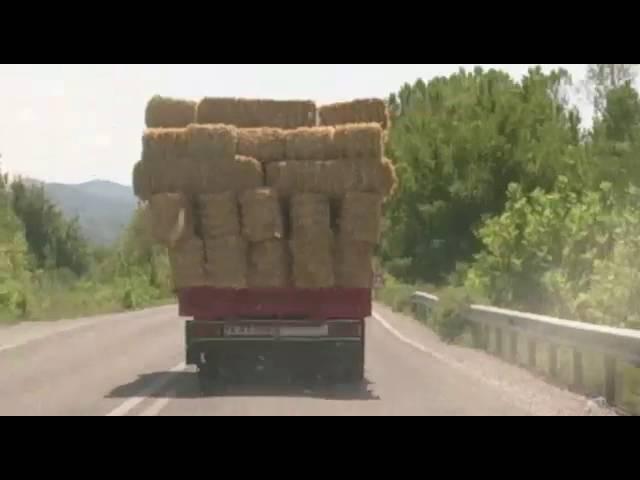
[372,310,593,415]
[0,344,18,353]
[106,362,186,417]
[372,311,454,364]
[139,391,175,416]
[372,310,503,383]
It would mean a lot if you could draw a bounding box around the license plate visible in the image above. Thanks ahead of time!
[224,325,279,337]
[223,325,329,337]
[279,325,328,337]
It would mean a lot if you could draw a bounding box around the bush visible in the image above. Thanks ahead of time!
[432,287,471,343]
[375,274,416,313]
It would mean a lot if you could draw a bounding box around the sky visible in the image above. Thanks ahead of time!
[0,64,591,185]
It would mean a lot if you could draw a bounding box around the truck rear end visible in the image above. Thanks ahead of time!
[181,288,369,383]
[134,95,395,387]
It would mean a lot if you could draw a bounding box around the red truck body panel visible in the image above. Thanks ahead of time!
[178,287,372,321]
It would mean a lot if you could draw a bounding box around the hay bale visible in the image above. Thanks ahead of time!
[141,128,195,194]
[290,194,331,239]
[327,159,397,198]
[333,123,384,159]
[199,192,240,239]
[200,155,264,195]
[239,188,284,242]
[237,128,286,163]
[205,236,248,288]
[229,155,264,192]
[248,240,290,288]
[132,160,152,201]
[185,124,237,160]
[285,127,337,160]
[319,99,389,129]
[144,155,200,195]
[266,159,397,199]
[169,237,208,289]
[150,193,194,247]
[142,128,188,164]
[266,161,306,197]
[290,236,334,288]
[197,97,316,129]
[289,194,334,287]
[339,192,383,243]
[195,97,238,126]
[250,99,317,129]
[265,161,332,197]
[145,96,196,128]
[334,240,374,288]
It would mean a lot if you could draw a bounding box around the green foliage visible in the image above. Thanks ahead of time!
[432,287,471,343]
[375,273,417,313]
[466,178,640,327]
[586,64,638,117]
[382,67,583,283]
[0,171,30,318]
[10,179,91,275]
[381,64,640,330]
[0,167,172,323]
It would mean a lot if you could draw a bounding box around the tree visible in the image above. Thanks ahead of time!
[382,67,584,283]
[10,178,91,275]
[586,77,640,195]
[0,167,30,316]
[586,64,638,117]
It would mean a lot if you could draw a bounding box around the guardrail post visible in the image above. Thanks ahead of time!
[549,345,558,379]
[604,355,617,404]
[471,324,483,349]
[483,325,491,351]
[510,331,518,363]
[572,349,584,391]
[528,339,537,369]
[495,328,503,357]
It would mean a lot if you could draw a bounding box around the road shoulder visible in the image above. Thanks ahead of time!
[372,302,616,416]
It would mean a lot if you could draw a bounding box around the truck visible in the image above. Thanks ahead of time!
[181,287,369,386]
[137,96,393,389]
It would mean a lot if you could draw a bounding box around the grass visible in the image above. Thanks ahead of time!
[0,273,175,325]
[374,284,416,313]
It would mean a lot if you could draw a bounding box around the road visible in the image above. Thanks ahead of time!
[0,303,612,416]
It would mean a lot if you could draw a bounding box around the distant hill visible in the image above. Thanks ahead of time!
[44,180,138,245]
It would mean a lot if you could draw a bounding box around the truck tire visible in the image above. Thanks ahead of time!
[343,357,364,384]
[345,340,365,383]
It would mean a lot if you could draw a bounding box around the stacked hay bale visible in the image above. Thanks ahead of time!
[318,98,389,130]
[133,96,397,291]
[335,192,383,288]
[267,114,396,289]
[290,193,334,288]
[199,191,247,288]
[240,188,288,288]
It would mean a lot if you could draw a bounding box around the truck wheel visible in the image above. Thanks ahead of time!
[197,359,220,393]
[198,369,220,392]
[342,363,364,384]
[343,346,365,384]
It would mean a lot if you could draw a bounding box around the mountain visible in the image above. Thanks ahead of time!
[44,180,138,245]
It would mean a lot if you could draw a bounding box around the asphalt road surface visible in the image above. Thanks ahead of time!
[0,303,613,416]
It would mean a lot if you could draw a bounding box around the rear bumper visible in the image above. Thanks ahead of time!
[186,337,364,370]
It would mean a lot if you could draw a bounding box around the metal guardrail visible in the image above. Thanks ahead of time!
[410,292,640,412]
